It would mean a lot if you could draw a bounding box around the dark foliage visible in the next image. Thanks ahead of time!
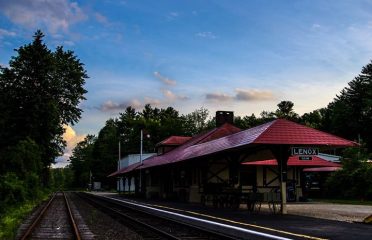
[325,147,372,200]
[0,30,87,210]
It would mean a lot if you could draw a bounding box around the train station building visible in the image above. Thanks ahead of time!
[108,111,356,214]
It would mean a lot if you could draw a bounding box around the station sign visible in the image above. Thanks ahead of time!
[299,156,312,161]
[291,147,319,156]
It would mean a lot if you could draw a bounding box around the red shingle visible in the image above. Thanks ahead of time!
[254,119,357,146]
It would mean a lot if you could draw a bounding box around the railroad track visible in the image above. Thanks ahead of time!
[18,191,81,240]
[78,192,239,240]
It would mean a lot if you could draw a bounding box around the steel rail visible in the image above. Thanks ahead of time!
[19,191,81,240]
[78,193,179,239]
[63,191,81,240]
[80,192,238,240]
[20,192,57,240]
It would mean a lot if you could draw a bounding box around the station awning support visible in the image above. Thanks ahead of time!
[270,145,290,214]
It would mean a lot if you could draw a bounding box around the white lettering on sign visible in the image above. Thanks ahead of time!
[291,147,319,156]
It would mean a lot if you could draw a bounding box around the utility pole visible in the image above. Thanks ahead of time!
[139,129,143,194]
[118,138,121,193]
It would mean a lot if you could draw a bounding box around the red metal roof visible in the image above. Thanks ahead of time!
[109,119,357,176]
[242,155,342,167]
[156,136,192,146]
[107,162,142,177]
[303,167,341,172]
[137,123,241,170]
[199,123,241,143]
[254,119,358,145]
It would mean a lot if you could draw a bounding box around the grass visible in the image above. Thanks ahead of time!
[0,192,51,240]
[312,198,372,206]
[0,202,36,240]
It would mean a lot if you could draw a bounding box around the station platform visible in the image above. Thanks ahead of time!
[89,192,372,240]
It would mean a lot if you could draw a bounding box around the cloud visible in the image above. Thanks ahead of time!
[0,28,16,38]
[95,12,108,24]
[206,88,275,102]
[53,125,85,168]
[100,99,142,112]
[99,96,166,112]
[0,0,87,33]
[162,89,188,101]
[167,11,179,20]
[144,97,161,106]
[94,12,115,27]
[311,24,322,30]
[346,22,372,53]
[206,92,233,102]
[169,12,179,17]
[235,88,275,101]
[63,40,75,46]
[196,31,217,39]
[154,71,177,85]
[63,125,86,155]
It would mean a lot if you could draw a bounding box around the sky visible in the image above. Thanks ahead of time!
[1,0,372,167]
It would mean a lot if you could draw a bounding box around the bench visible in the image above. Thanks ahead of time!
[243,192,281,213]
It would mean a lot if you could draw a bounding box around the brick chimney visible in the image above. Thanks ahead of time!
[216,111,234,127]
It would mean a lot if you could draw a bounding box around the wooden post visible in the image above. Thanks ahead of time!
[279,157,287,214]
[270,145,290,214]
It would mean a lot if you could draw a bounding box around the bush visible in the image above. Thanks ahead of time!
[0,173,27,212]
[0,190,51,240]
[325,147,372,200]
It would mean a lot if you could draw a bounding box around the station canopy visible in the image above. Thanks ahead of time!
[303,167,342,172]
[108,162,142,177]
[242,155,342,167]
[109,119,357,177]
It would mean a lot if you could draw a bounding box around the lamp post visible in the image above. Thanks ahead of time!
[139,129,150,195]
[118,133,124,193]
[139,129,143,194]
[89,170,92,191]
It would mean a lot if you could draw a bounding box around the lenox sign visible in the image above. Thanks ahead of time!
[291,147,319,156]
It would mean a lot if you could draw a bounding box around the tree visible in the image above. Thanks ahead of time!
[300,108,328,129]
[69,135,96,188]
[259,110,276,122]
[50,167,73,190]
[0,30,88,185]
[183,107,210,135]
[118,105,186,154]
[90,119,119,186]
[326,61,372,151]
[0,138,42,178]
[234,114,263,129]
[274,100,299,121]
[325,146,372,200]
